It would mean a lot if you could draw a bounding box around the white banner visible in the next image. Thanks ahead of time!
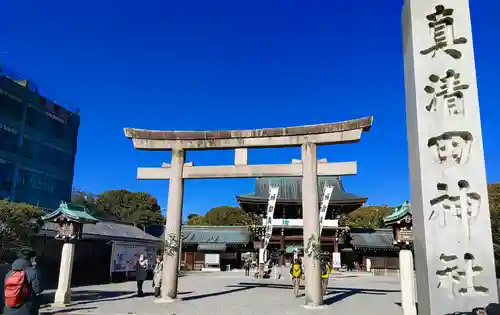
[332,252,341,269]
[111,243,157,272]
[263,186,279,250]
[319,185,334,236]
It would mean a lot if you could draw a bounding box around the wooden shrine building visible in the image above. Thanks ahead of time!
[159,226,253,271]
[236,176,367,266]
[349,228,398,271]
[348,202,413,273]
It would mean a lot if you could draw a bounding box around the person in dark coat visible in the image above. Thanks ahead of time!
[3,249,42,315]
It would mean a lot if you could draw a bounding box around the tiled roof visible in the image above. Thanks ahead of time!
[384,201,411,225]
[41,202,99,223]
[160,226,251,245]
[350,229,395,249]
[41,219,160,243]
[237,176,366,204]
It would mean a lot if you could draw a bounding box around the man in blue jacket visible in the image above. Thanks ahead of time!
[4,249,43,315]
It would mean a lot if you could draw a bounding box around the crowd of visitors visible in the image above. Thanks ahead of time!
[1,248,165,315]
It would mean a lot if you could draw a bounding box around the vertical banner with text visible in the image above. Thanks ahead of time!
[263,186,280,251]
[319,186,333,236]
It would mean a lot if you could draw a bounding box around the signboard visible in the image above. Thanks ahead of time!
[319,185,334,236]
[332,252,341,269]
[261,218,339,228]
[111,243,157,272]
[205,253,220,266]
[263,186,279,250]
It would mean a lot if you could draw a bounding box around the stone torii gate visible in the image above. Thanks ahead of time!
[124,116,372,307]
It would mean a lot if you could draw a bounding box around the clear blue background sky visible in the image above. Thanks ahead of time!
[1,1,499,218]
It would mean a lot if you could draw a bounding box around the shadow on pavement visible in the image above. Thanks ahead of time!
[41,290,136,306]
[41,290,193,307]
[226,282,400,306]
[40,306,97,315]
[182,287,254,301]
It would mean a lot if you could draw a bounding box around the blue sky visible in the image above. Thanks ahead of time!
[1,1,499,218]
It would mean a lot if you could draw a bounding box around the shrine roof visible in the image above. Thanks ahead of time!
[41,218,160,243]
[159,226,251,245]
[350,228,395,250]
[236,176,367,205]
[383,201,412,226]
[41,202,99,224]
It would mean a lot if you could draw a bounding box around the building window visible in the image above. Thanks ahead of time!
[26,106,77,146]
[26,106,40,128]
[22,138,36,159]
[0,159,14,191]
[0,124,19,153]
[22,137,74,171]
[0,92,24,122]
[18,169,55,194]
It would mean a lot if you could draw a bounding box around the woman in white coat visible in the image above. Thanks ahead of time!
[152,256,163,298]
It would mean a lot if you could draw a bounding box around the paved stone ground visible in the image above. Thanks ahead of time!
[40,271,404,315]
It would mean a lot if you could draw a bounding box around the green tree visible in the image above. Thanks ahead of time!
[345,206,393,229]
[488,183,500,245]
[187,206,259,226]
[95,189,163,227]
[71,190,104,217]
[0,200,43,262]
[187,214,206,225]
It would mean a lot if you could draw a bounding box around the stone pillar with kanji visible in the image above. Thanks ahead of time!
[403,1,498,313]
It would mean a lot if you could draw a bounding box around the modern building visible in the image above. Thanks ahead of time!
[236,176,368,266]
[0,68,80,208]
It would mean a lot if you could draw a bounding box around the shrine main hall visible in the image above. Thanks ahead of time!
[236,175,369,266]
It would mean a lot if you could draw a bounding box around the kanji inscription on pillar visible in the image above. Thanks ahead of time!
[404,0,498,314]
[436,254,460,297]
[419,5,468,59]
[424,70,470,115]
[429,180,481,240]
[427,131,473,165]
[457,253,489,297]
[437,254,490,298]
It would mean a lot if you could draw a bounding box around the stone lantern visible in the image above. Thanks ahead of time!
[42,201,99,307]
[383,201,416,315]
[384,201,413,249]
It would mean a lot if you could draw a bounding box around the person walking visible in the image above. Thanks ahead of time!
[152,256,163,298]
[244,260,250,276]
[320,259,331,296]
[4,249,43,315]
[289,259,303,297]
[135,254,148,297]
